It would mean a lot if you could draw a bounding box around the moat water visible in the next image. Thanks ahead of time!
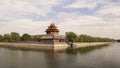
[0,43,120,68]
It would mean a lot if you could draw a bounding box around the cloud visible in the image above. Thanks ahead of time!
[0,18,51,35]
[56,11,120,39]
[65,0,110,9]
[66,0,96,9]
[98,6,120,16]
[0,0,61,35]
[0,0,60,20]
[59,0,120,39]
[95,3,120,38]
[0,0,119,39]
[57,12,103,33]
[57,12,104,26]
[96,4,120,22]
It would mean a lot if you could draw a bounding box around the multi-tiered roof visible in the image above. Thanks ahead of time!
[45,23,59,35]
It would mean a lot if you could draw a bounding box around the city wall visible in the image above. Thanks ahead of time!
[0,42,114,51]
[73,42,114,49]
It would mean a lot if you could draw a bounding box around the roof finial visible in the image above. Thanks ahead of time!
[50,22,55,26]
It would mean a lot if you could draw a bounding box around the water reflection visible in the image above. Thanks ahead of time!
[0,43,120,68]
[66,44,110,55]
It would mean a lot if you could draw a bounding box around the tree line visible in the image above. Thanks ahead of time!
[0,32,115,43]
[66,32,115,42]
[0,32,32,42]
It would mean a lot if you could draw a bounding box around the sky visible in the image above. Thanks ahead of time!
[0,0,120,39]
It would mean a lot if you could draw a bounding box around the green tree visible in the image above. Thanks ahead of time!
[3,34,11,42]
[78,34,89,42]
[21,34,32,41]
[66,32,77,42]
[10,32,20,42]
[76,34,115,42]
[0,35,3,42]
[32,37,39,41]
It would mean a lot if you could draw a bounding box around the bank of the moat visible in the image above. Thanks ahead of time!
[0,42,114,51]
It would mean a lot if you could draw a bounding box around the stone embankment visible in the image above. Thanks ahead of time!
[72,42,114,49]
[0,42,114,51]
[0,42,68,51]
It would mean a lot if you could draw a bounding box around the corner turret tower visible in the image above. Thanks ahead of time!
[45,23,59,35]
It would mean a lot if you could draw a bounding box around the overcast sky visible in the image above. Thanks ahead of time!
[0,0,120,39]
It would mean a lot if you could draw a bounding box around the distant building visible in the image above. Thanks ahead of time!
[32,23,66,44]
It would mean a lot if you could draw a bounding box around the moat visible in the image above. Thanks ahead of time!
[0,43,120,68]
